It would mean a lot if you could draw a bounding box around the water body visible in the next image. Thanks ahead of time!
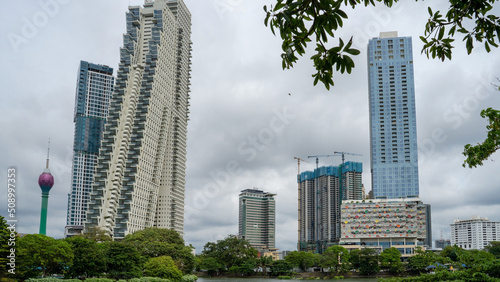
[198,278,378,282]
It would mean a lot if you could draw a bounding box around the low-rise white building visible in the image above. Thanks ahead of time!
[451,216,500,250]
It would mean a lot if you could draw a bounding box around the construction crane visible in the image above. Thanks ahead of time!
[293,157,308,175]
[333,151,362,165]
[307,154,337,169]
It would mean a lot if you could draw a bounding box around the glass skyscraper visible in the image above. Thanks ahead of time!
[85,0,192,239]
[65,61,114,237]
[368,31,419,199]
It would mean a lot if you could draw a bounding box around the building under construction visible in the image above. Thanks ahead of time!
[297,161,363,253]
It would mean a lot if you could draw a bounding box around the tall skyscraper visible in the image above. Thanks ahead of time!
[85,0,192,239]
[65,61,114,237]
[298,162,363,253]
[368,31,419,199]
[238,189,276,251]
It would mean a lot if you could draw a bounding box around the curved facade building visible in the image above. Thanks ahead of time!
[85,0,192,239]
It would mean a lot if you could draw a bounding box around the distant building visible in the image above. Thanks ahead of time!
[278,250,292,260]
[425,204,432,248]
[435,239,451,249]
[451,216,500,250]
[340,198,427,257]
[238,189,276,251]
[367,189,374,199]
[261,250,280,261]
[298,162,363,253]
[368,31,420,199]
[65,61,114,237]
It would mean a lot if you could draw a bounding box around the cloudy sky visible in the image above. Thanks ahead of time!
[1,0,499,253]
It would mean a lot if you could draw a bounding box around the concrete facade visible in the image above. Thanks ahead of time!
[451,216,500,250]
[85,0,191,239]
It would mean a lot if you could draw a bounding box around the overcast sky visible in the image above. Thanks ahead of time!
[1,0,499,253]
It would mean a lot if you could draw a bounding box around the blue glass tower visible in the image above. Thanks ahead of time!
[65,61,114,237]
[368,32,419,199]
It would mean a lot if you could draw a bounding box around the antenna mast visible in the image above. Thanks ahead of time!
[46,138,51,169]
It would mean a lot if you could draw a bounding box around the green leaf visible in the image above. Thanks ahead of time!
[275,2,285,11]
[466,35,473,54]
[345,48,361,55]
[438,26,445,40]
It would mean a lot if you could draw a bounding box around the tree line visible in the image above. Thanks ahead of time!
[2,215,500,281]
[0,216,195,280]
[197,234,500,280]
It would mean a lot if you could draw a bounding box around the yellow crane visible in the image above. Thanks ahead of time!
[293,156,309,175]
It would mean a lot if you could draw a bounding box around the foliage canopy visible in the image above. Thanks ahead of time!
[264,0,500,90]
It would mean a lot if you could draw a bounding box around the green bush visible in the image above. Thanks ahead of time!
[26,279,81,282]
[84,279,114,282]
[278,275,292,279]
[181,274,198,282]
[143,256,182,280]
[129,278,172,282]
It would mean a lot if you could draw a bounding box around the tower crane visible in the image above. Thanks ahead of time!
[307,154,336,169]
[333,151,362,165]
[293,156,309,175]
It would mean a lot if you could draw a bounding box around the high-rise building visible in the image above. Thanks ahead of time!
[368,31,419,199]
[298,162,363,253]
[85,0,192,239]
[65,61,114,237]
[238,189,276,251]
[451,216,500,250]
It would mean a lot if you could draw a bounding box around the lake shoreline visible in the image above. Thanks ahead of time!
[195,271,416,281]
